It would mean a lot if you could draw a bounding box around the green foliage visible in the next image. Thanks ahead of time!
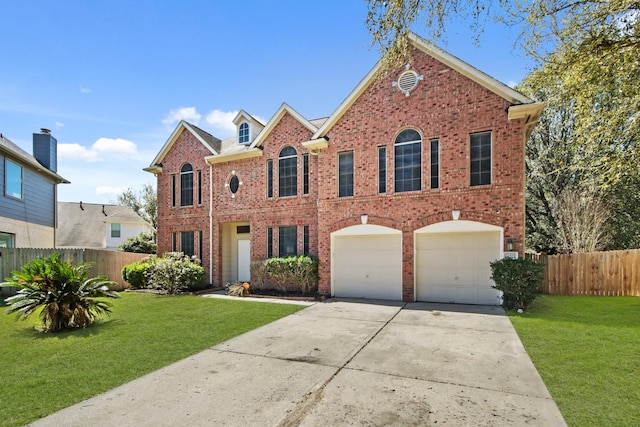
[144,252,206,294]
[490,258,544,310]
[1,253,119,332]
[118,232,157,254]
[121,256,157,288]
[263,256,319,293]
[249,260,269,290]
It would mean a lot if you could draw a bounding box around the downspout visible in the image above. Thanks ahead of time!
[208,162,213,285]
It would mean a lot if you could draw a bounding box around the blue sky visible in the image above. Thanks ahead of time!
[0,1,534,204]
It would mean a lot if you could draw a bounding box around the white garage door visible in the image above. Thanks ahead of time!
[416,221,502,305]
[332,225,402,300]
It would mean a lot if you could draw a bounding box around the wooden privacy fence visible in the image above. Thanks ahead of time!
[528,249,640,296]
[0,248,148,296]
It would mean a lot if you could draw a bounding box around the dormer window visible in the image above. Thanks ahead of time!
[239,122,249,144]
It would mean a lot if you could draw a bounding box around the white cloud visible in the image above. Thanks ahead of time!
[162,106,201,125]
[96,186,127,197]
[58,143,101,162]
[55,121,64,127]
[93,137,137,155]
[508,80,518,88]
[58,138,137,162]
[205,109,238,136]
[80,87,91,94]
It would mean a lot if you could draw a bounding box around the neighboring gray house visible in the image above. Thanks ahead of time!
[56,202,155,250]
[0,129,69,248]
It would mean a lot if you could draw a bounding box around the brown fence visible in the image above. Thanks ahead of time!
[0,248,148,296]
[527,249,640,296]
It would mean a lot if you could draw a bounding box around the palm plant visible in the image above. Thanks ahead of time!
[1,253,119,332]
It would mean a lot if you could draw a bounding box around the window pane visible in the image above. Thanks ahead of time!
[303,225,309,255]
[278,147,297,197]
[5,159,22,199]
[278,226,297,256]
[172,175,176,207]
[181,231,194,257]
[180,163,194,206]
[267,227,273,258]
[338,151,354,197]
[110,223,121,238]
[199,230,203,260]
[172,232,177,252]
[267,160,273,198]
[430,139,439,189]
[0,232,14,248]
[303,154,309,195]
[239,123,249,144]
[378,146,386,194]
[470,132,491,186]
[197,170,202,204]
[394,138,421,192]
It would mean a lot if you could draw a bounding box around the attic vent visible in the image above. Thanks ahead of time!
[392,66,424,96]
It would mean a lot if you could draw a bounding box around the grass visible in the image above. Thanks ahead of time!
[509,296,640,427]
[0,292,305,427]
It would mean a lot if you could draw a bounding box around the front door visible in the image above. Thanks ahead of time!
[237,240,251,282]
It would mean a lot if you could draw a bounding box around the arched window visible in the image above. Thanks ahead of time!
[278,146,297,197]
[180,163,194,206]
[239,123,249,144]
[394,129,422,192]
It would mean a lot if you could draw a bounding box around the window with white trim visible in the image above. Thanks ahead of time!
[470,132,492,186]
[394,129,422,192]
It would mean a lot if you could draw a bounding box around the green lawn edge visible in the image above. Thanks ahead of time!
[509,295,640,427]
[0,292,305,427]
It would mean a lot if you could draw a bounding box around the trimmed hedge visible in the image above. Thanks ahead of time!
[490,257,544,310]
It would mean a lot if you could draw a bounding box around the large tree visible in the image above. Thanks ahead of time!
[115,184,157,229]
[365,0,640,182]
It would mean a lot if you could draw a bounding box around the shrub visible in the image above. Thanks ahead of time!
[490,257,545,310]
[1,253,119,332]
[121,256,157,289]
[118,232,157,254]
[264,255,319,293]
[145,252,206,294]
[249,260,269,290]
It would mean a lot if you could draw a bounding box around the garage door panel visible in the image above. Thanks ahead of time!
[416,230,501,305]
[333,233,402,300]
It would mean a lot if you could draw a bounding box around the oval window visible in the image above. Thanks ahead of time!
[229,175,240,194]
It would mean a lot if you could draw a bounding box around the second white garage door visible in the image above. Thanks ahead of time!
[415,221,502,305]
[332,225,402,300]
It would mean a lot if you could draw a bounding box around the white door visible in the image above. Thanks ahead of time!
[416,223,502,305]
[332,225,402,300]
[237,240,251,282]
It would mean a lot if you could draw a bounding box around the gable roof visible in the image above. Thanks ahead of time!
[249,103,318,149]
[144,121,221,174]
[0,134,70,183]
[312,32,543,140]
[56,202,154,248]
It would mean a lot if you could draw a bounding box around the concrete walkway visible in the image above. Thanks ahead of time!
[31,298,566,426]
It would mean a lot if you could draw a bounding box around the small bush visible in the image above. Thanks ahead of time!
[1,253,119,332]
[145,252,206,294]
[119,232,157,254]
[264,255,319,293]
[121,256,157,289]
[490,257,544,310]
[250,260,269,290]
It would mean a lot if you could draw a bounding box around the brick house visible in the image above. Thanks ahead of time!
[145,33,543,304]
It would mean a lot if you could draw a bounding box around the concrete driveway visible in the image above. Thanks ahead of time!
[31,299,566,426]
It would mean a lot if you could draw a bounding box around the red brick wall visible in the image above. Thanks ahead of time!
[156,130,213,277]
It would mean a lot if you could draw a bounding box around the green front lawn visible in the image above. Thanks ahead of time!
[0,292,304,427]
[510,296,640,427]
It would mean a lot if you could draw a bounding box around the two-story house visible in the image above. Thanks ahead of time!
[145,34,543,304]
[0,129,69,248]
